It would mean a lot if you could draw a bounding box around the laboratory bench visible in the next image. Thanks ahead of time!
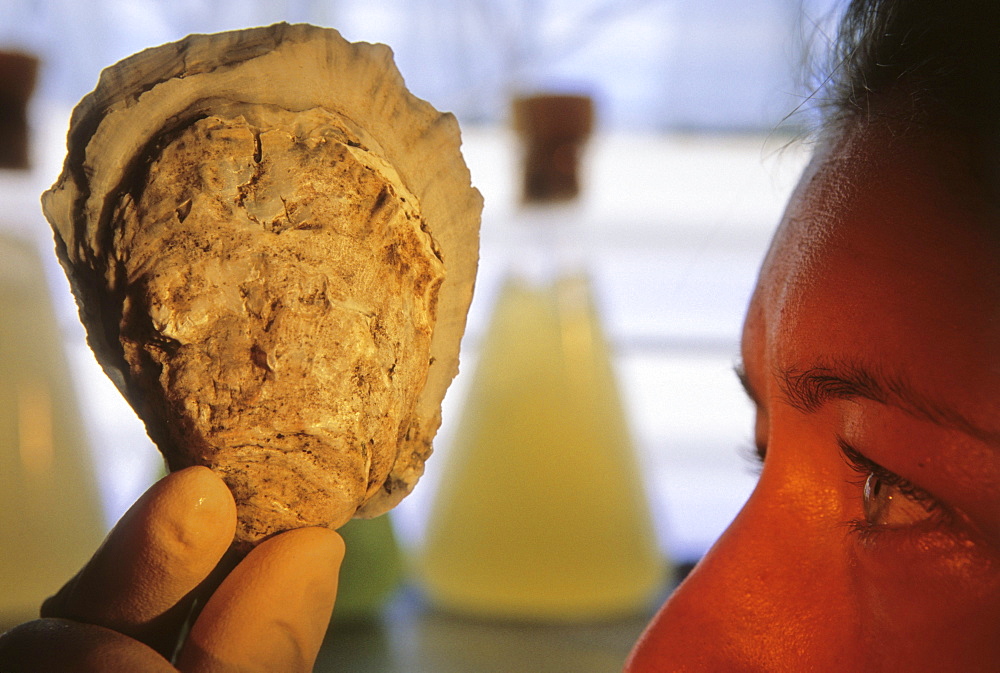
[315,585,671,673]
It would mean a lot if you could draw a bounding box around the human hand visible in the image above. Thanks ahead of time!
[0,466,344,672]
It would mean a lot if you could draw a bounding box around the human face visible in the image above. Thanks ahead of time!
[627,117,1000,672]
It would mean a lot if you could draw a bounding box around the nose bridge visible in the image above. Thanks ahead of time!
[626,479,856,672]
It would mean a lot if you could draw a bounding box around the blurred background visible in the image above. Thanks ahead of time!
[1,0,842,635]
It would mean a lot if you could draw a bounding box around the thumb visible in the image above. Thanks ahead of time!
[0,619,176,673]
[175,527,344,673]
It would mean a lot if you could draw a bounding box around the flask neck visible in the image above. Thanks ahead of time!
[509,92,596,284]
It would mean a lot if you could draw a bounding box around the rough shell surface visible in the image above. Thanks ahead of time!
[42,23,482,547]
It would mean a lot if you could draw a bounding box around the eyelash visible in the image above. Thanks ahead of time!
[836,438,946,542]
[739,440,765,476]
[738,437,947,542]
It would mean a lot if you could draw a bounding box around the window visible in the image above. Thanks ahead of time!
[3,0,837,562]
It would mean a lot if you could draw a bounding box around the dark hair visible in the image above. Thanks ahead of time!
[824,0,999,125]
[818,0,1000,197]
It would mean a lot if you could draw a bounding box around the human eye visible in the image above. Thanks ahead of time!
[837,438,947,539]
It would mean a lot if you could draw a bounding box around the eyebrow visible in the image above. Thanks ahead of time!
[775,360,1000,447]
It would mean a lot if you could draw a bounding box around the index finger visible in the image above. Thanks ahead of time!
[41,466,237,656]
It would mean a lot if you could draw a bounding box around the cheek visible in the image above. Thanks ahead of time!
[850,531,1000,670]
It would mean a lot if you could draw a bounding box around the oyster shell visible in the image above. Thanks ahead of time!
[42,23,481,548]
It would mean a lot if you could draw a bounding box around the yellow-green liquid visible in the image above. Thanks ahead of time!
[0,234,106,627]
[419,274,666,620]
[331,514,403,623]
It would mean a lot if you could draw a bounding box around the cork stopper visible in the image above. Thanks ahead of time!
[513,94,594,203]
[0,51,38,169]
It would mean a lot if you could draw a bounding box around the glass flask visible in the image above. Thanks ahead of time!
[330,514,404,624]
[0,232,106,628]
[418,94,667,621]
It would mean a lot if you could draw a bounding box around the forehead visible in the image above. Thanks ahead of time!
[749,118,1000,422]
